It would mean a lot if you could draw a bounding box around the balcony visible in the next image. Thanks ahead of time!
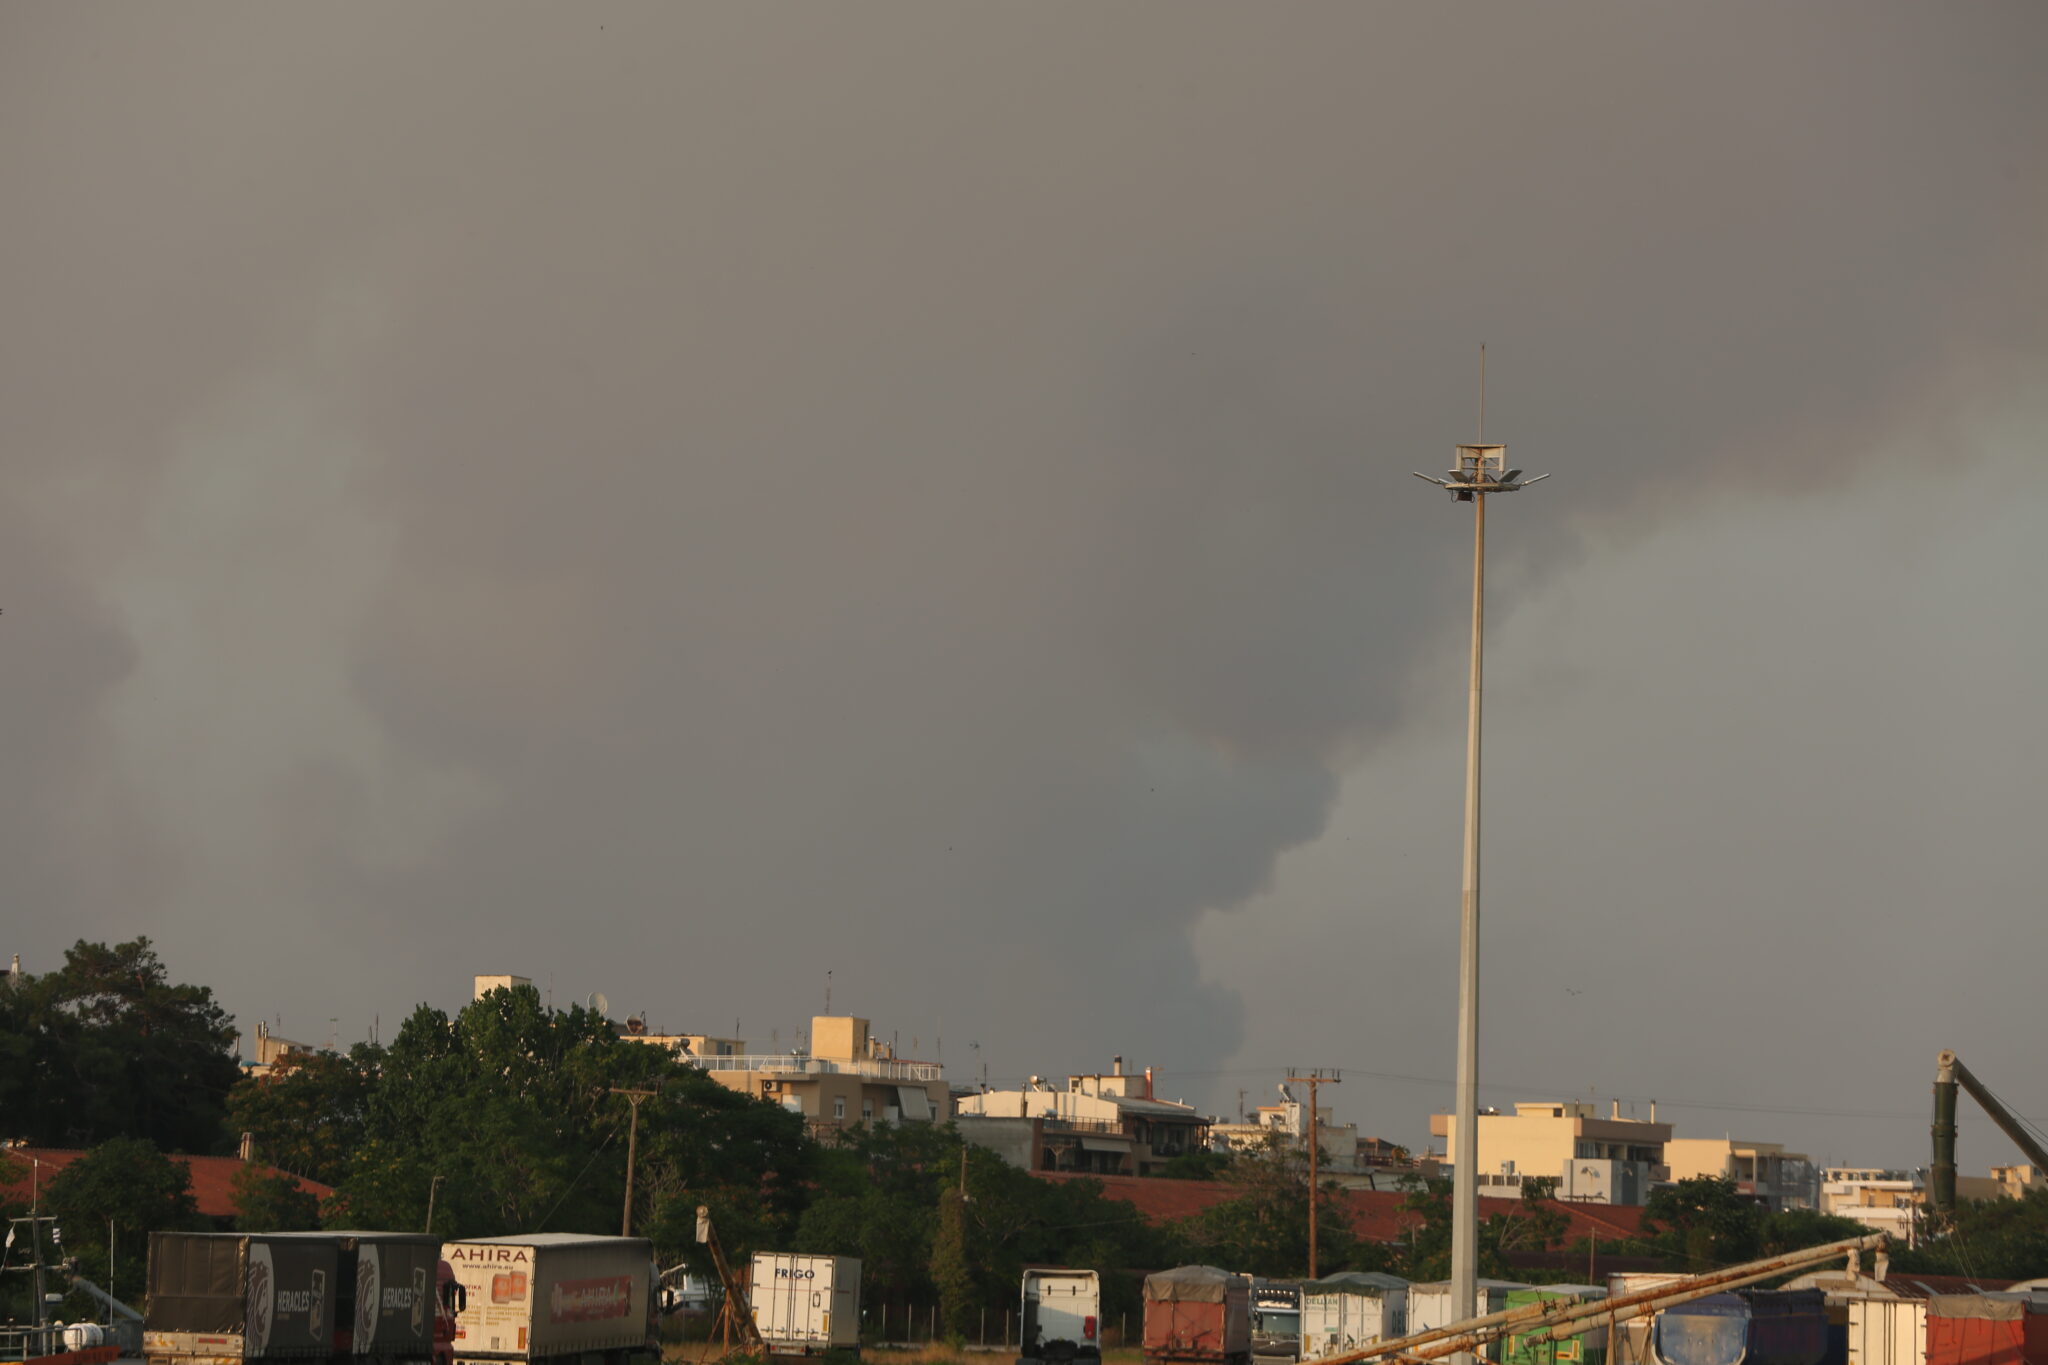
[683,1053,944,1081]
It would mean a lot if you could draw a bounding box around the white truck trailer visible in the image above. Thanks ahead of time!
[749,1253,861,1356]
[441,1235,656,1365]
[1300,1273,1409,1362]
[1018,1269,1102,1365]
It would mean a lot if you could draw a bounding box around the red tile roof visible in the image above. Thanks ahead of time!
[1033,1171,1645,1244]
[0,1147,333,1221]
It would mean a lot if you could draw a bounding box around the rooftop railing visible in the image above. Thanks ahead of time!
[683,1054,943,1082]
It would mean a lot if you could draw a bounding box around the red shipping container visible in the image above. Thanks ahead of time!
[1924,1295,2044,1365]
[1143,1267,1251,1365]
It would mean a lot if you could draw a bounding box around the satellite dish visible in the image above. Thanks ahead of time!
[587,991,611,1017]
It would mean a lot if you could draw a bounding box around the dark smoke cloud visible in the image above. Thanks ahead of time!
[1,4,2041,1088]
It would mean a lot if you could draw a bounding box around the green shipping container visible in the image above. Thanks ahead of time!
[1500,1287,1609,1365]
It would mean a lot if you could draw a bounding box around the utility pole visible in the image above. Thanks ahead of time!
[1413,347,1548,1358]
[1287,1070,1341,1278]
[614,1088,658,1236]
[425,1175,445,1236]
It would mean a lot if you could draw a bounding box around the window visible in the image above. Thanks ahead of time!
[862,1098,875,1122]
[833,1096,846,1120]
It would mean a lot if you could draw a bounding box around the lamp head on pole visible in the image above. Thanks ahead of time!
[1414,444,1548,501]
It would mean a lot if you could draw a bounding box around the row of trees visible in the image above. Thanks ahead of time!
[8,938,2047,1335]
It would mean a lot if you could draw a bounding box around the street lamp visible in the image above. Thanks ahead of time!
[1413,357,1547,1353]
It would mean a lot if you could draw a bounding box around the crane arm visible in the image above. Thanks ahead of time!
[1931,1049,2048,1216]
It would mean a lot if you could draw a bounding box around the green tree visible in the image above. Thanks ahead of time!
[229,1163,322,1232]
[1391,1177,1569,1280]
[1156,1149,1233,1181]
[930,1188,975,1342]
[42,1137,206,1317]
[1175,1136,1367,1278]
[1641,1176,1762,1269]
[4,940,242,1152]
[324,986,816,1275]
[1892,1187,2048,1281]
[227,1045,381,1186]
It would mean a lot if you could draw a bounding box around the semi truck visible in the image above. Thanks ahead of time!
[1017,1269,1101,1365]
[144,1231,449,1365]
[747,1253,861,1357]
[441,1235,657,1365]
[1248,1282,1302,1362]
[1143,1266,1250,1365]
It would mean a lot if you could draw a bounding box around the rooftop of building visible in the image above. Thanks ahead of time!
[0,1146,331,1221]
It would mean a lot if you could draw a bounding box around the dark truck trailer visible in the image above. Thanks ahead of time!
[1144,1267,1251,1365]
[1654,1290,1828,1365]
[145,1233,341,1365]
[338,1234,444,1361]
[146,1232,444,1365]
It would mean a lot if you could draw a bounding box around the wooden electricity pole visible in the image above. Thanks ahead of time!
[1286,1070,1341,1278]
[613,1087,657,1235]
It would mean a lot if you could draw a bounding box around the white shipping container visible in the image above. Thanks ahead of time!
[1408,1281,1528,1361]
[443,1234,655,1364]
[1300,1278,1407,1362]
[1022,1270,1101,1361]
[1847,1300,1926,1365]
[750,1254,862,1353]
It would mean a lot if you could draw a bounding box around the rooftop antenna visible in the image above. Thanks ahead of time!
[824,969,831,1017]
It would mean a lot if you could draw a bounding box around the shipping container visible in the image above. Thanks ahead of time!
[748,1253,861,1355]
[339,1234,444,1360]
[1501,1287,1608,1365]
[1605,1273,1691,1365]
[145,1232,345,1365]
[1299,1273,1408,1362]
[1144,1267,1251,1365]
[1019,1269,1101,1365]
[1654,1290,1828,1365]
[442,1235,655,1365]
[1924,1295,2047,1365]
[1250,1282,1303,1361]
[1847,1299,1926,1365]
[1409,1281,1533,1362]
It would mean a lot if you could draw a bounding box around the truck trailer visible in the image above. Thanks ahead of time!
[1299,1273,1408,1362]
[145,1232,344,1365]
[144,1231,446,1365]
[1653,1290,1828,1365]
[441,1235,656,1365]
[1143,1266,1250,1365]
[748,1253,861,1357]
[1018,1269,1101,1365]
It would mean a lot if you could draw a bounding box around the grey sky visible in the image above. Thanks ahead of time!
[3,4,2042,1170]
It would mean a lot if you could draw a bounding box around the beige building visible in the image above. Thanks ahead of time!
[686,1015,950,1134]
[957,1059,1209,1177]
[473,974,532,999]
[1820,1167,1921,1243]
[1431,1100,1671,1205]
[242,1020,317,1078]
[1664,1137,1817,1210]
[1211,1089,1366,1171]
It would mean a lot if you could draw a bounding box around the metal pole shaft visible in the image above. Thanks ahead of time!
[1451,490,1486,1354]
[1309,1079,1320,1279]
[623,1097,642,1236]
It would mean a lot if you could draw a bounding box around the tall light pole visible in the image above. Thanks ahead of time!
[1414,348,1546,1349]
